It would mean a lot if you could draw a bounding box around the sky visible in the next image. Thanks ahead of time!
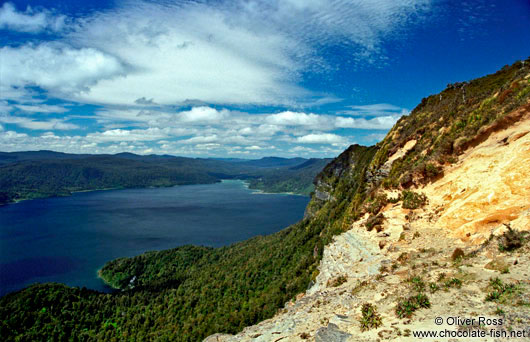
[0,0,529,158]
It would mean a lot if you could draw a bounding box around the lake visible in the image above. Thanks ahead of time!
[0,180,309,296]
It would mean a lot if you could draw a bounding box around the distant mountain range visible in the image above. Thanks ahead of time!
[0,151,332,205]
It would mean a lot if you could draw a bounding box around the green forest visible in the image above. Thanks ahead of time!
[0,155,327,205]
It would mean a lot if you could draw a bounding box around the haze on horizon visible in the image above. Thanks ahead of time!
[1,0,529,158]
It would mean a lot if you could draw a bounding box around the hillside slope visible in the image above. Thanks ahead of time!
[206,101,530,342]
[246,158,332,196]
[1,59,529,342]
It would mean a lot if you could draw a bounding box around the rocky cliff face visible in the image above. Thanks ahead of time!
[206,59,530,341]
[304,144,378,219]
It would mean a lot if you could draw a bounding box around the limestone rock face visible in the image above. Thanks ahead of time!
[423,109,530,244]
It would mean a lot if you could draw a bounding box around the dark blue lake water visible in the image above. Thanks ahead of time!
[0,180,309,296]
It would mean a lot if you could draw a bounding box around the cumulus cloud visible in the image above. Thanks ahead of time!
[296,133,347,145]
[266,111,327,127]
[178,107,229,123]
[0,44,126,97]
[20,120,78,131]
[0,130,28,140]
[62,1,306,106]
[0,2,67,33]
[335,115,399,130]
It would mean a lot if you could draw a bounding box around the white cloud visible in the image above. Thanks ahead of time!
[0,1,431,107]
[266,111,327,127]
[178,135,219,145]
[264,0,431,65]
[178,107,229,123]
[0,0,432,156]
[64,2,306,106]
[0,43,126,96]
[0,130,28,140]
[296,133,347,145]
[86,128,169,142]
[195,143,221,150]
[0,116,79,130]
[15,104,69,114]
[0,2,66,33]
[20,120,78,131]
[0,124,3,131]
[335,115,399,130]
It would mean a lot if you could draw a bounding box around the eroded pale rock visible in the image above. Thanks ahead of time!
[424,114,530,243]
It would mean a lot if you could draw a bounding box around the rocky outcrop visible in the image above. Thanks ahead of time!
[307,228,383,295]
[305,145,378,218]
[314,323,351,342]
[423,108,530,243]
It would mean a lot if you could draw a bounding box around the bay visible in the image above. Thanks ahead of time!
[0,180,309,296]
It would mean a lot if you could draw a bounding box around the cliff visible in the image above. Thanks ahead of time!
[205,60,530,341]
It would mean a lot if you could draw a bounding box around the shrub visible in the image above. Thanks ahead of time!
[444,278,462,289]
[365,213,385,231]
[395,293,431,318]
[409,276,426,292]
[425,163,442,178]
[485,277,519,303]
[498,225,527,252]
[451,248,465,261]
[494,307,505,316]
[359,303,383,331]
[429,282,439,293]
[328,275,347,287]
[402,191,427,209]
[366,194,388,214]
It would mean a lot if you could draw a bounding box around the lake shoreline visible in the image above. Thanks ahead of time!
[2,179,308,207]
[3,182,216,207]
[240,180,308,197]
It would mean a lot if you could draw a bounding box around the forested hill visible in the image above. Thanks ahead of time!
[0,153,329,205]
[246,158,332,195]
[0,59,529,341]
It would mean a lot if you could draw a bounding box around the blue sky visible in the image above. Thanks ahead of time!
[1,0,529,158]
